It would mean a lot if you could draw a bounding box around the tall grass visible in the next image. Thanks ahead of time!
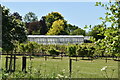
[1,56,118,79]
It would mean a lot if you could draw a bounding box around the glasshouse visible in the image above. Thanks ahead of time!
[27,35,85,44]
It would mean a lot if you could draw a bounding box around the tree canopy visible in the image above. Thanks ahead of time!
[87,25,105,40]
[46,20,68,35]
[2,6,27,52]
[66,24,78,34]
[45,12,64,29]
[23,11,85,35]
[91,1,120,57]
[25,21,41,35]
[24,12,38,23]
[70,28,86,36]
[12,12,22,20]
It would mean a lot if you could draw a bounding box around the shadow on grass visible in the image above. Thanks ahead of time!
[113,59,120,61]
[80,59,93,60]
[51,57,62,59]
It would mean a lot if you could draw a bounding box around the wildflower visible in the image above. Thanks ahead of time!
[62,69,65,72]
[65,76,68,78]
[57,74,64,78]
[4,73,9,76]
[94,42,96,44]
[101,66,107,71]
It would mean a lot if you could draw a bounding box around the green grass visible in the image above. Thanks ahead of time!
[1,55,118,78]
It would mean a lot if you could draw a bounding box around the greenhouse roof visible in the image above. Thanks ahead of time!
[28,35,84,38]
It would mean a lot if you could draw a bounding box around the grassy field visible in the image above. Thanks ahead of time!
[1,55,118,78]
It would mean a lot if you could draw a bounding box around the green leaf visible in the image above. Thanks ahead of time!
[84,25,88,29]
[95,2,99,6]
[102,4,104,7]
[99,17,103,20]
[110,16,115,20]
[89,25,92,28]
[99,2,102,5]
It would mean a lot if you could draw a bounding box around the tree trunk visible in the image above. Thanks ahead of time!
[76,56,77,61]
[45,56,47,61]
[5,55,8,71]
[112,56,114,60]
[69,56,71,59]
[91,57,93,62]
[13,55,16,71]
[52,56,54,59]
[82,56,84,60]
[88,56,90,60]
[106,56,107,63]
[30,53,32,60]
[61,55,63,60]
[9,55,13,71]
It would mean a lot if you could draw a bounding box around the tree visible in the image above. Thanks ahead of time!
[70,28,86,36]
[24,12,64,35]
[86,45,95,59]
[87,25,105,41]
[26,21,41,35]
[25,16,47,35]
[12,12,22,20]
[66,24,78,34]
[2,6,27,72]
[77,46,86,59]
[19,43,27,54]
[67,45,76,58]
[2,6,27,53]
[25,41,39,54]
[66,24,85,35]
[46,20,68,35]
[39,16,48,35]
[45,12,64,31]
[24,12,86,35]
[24,12,38,23]
[48,48,60,58]
[94,1,120,60]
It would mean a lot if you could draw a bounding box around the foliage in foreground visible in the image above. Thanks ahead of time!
[85,1,120,58]
[2,6,27,53]
[9,41,119,59]
[1,57,118,79]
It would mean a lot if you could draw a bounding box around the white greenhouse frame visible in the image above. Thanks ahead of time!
[27,35,85,44]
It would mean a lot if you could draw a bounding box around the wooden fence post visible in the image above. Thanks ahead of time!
[13,55,16,71]
[61,54,63,60]
[22,56,26,72]
[69,59,72,78]
[9,55,12,72]
[45,56,47,61]
[106,56,107,63]
[5,56,8,71]
[76,56,77,61]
